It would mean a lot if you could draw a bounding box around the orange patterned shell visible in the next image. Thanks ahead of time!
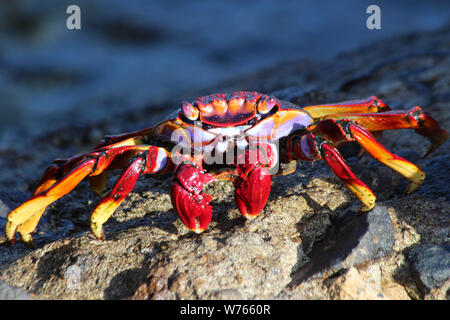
[189,92,274,126]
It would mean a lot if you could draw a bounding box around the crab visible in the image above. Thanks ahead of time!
[4,91,448,248]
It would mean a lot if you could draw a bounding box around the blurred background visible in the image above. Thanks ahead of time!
[0,0,449,149]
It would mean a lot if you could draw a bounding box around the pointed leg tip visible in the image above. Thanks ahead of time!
[404,183,421,195]
[94,231,105,241]
[423,145,439,158]
[423,139,447,158]
[4,221,17,245]
[358,202,376,214]
[20,233,35,249]
[25,240,35,250]
[90,234,106,242]
[91,222,106,241]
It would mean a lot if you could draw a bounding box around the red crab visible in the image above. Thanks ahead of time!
[4,91,448,247]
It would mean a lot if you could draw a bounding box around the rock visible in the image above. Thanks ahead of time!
[0,281,31,300]
[0,200,9,219]
[406,244,450,294]
[326,264,410,300]
[290,205,395,286]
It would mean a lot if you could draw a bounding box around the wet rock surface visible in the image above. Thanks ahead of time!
[0,26,449,300]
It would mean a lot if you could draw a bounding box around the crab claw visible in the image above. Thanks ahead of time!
[234,163,272,219]
[171,163,215,233]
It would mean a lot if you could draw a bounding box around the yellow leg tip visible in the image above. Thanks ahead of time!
[4,220,17,242]
[404,171,425,194]
[404,182,421,194]
[90,200,121,240]
[90,222,105,240]
[360,201,375,212]
[20,233,35,249]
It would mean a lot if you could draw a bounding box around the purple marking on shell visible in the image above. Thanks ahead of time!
[182,101,199,120]
[185,123,217,148]
[245,111,312,140]
[244,117,276,139]
[154,121,216,149]
[258,96,277,114]
[272,112,312,140]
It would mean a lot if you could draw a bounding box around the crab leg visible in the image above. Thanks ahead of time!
[322,106,448,157]
[15,161,66,245]
[309,135,376,211]
[314,119,427,194]
[5,144,169,245]
[302,96,391,119]
[25,136,149,199]
[91,135,152,194]
[11,137,149,246]
[288,133,376,211]
[94,127,153,149]
[5,158,98,244]
[90,146,171,240]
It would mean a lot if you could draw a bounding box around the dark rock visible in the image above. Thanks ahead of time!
[407,244,450,293]
[290,205,395,286]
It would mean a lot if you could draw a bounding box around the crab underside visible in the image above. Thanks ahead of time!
[4,91,448,248]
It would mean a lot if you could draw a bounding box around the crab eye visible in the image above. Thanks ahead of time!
[181,101,199,120]
[257,97,277,114]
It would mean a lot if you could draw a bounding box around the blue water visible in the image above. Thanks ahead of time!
[0,0,449,148]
